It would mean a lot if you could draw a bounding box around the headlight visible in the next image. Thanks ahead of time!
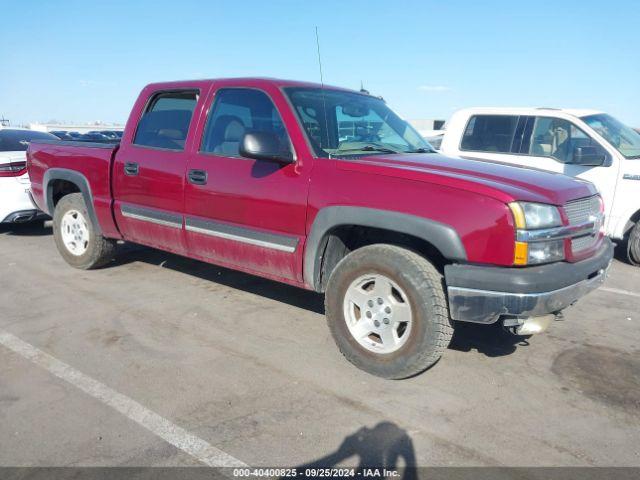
[509,202,565,266]
[509,202,562,229]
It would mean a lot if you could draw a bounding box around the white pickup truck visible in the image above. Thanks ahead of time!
[439,108,640,265]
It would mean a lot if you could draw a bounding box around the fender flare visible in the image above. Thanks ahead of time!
[43,168,102,234]
[303,206,467,290]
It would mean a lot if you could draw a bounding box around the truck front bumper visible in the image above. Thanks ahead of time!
[445,239,614,324]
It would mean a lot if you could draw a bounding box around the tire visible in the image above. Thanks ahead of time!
[53,193,115,269]
[627,221,640,266]
[325,244,454,379]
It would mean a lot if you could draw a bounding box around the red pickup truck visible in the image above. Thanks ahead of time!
[27,78,613,378]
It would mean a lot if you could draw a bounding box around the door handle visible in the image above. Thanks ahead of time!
[124,162,139,176]
[188,169,208,185]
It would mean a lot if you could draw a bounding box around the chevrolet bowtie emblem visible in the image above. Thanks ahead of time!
[589,214,603,234]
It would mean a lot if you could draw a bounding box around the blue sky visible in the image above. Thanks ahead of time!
[1,0,638,126]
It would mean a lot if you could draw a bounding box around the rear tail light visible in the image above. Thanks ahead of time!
[0,161,27,177]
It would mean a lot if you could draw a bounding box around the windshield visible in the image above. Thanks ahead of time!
[581,114,640,159]
[0,129,58,152]
[284,87,434,158]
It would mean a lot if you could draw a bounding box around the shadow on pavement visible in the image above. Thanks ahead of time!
[0,221,52,236]
[287,422,417,478]
[613,239,635,266]
[110,244,326,315]
[449,321,529,357]
[109,244,531,356]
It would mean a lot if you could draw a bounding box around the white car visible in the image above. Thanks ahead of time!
[440,108,640,265]
[0,128,58,224]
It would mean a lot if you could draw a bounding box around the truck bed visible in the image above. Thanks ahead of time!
[27,140,121,238]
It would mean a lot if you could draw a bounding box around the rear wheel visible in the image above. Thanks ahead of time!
[325,244,454,379]
[627,220,640,266]
[53,193,115,269]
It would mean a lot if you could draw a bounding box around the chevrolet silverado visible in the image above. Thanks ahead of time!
[27,78,613,378]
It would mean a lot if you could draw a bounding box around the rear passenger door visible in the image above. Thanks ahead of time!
[113,89,200,253]
[183,86,310,284]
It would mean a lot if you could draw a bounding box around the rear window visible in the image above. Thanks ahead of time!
[0,129,58,152]
[133,90,198,151]
[460,115,519,153]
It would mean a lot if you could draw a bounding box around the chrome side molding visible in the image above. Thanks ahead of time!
[119,204,299,253]
[185,217,298,253]
[120,204,183,229]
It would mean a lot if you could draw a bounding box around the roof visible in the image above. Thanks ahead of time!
[143,77,365,95]
[453,107,605,119]
[557,108,604,118]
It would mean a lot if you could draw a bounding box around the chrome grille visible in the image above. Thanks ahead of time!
[571,235,596,252]
[564,196,601,253]
[564,196,600,226]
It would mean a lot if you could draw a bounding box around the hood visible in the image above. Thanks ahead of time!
[336,153,597,205]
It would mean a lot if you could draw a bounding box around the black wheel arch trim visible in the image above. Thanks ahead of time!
[304,206,467,291]
[43,168,102,235]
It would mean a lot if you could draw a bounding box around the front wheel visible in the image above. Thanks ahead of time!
[325,244,454,379]
[53,193,115,269]
[627,220,640,266]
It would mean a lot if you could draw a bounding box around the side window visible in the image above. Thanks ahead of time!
[201,88,290,157]
[133,90,198,151]
[460,115,519,153]
[529,117,592,163]
[295,105,323,148]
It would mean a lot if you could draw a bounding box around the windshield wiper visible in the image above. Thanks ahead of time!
[334,144,403,155]
[406,147,436,154]
[361,145,402,153]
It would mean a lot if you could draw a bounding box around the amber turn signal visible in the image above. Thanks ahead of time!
[514,241,528,266]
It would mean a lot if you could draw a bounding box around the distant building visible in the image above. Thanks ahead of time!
[408,118,446,137]
[29,123,124,134]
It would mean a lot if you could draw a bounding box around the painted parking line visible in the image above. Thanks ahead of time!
[600,287,640,299]
[0,329,247,468]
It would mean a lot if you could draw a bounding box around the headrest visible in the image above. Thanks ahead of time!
[224,120,245,142]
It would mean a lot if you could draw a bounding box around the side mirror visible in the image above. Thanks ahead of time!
[239,132,294,164]
[572,145,606,166]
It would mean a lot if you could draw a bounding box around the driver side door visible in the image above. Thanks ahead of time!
[183,86,311,284]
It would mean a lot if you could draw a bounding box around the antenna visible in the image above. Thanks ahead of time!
[315,26,330,152]
[315,26,325,88]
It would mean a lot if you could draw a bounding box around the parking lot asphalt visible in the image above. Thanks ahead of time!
[0,222,639,468]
